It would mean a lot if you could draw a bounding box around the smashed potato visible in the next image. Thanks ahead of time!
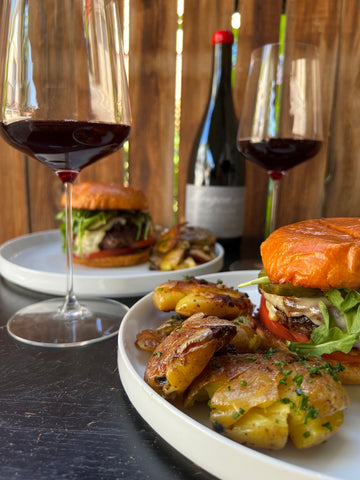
[185,352,349,449]
[139,277,350,451]
[231,315,262,353]
[144,313,237,400]
[136,312,260,355]
[153,277,253,320]
[135,313,185,352]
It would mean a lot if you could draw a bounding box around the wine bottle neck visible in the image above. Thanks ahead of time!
[210,43,233,100]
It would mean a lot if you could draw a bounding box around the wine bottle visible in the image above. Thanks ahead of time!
[185,30,246,255]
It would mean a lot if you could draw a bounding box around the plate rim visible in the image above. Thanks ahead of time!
[0,229,224,297]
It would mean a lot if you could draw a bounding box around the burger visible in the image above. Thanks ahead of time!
[241,218,360,384]
[57,181,154,267]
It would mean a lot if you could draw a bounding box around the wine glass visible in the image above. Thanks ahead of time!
[237,42,323,236]
[0,0,131,348]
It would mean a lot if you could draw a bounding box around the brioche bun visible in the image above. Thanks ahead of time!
[261,218,360,291]
[63,181,148,211]
[73,248,151,268]
[324,359,360,385]
[259,217,360,384]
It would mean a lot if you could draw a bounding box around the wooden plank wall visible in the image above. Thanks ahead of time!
[0,0,359,258]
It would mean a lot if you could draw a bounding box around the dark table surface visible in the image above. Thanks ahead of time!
[0,277,218,480]
[0,241,261,480]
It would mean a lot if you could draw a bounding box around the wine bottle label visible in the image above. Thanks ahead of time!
[185,184,245,238]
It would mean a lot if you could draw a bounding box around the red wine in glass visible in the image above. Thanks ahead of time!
[236,42,323,236]
[0,0,132,348]
[237,138,322,180]
[0,120,130,182]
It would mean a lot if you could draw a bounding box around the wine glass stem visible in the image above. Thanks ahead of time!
[265,176,281,237]
[61,181,81,315]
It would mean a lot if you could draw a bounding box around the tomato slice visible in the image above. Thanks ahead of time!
[259,295,310,343]
[81,247,138,259]
[74,237,155,259]
[260,296,360,362]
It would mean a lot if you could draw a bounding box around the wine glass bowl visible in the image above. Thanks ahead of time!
[0,0,131,347]
[237,42,323,235]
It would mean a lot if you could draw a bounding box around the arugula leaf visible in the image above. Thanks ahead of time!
[318,300,331,328]
[288,326,357,357]
[341,289,360,312]
[133,211,153,241]
[236,272,360,358]
[325,289,344,310]
[326,289,360,334]
[56,208,153,256]
[56,209,116,253]
[288,288,360,357]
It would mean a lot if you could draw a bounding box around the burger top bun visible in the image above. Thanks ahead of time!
[62,181,148,211]
[261,217,360,291]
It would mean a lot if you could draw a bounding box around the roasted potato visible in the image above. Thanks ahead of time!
[136,312,260,355]
[144,313,237,400]
[231,315,262,353]
[135,329,165,353]
[135,314,185,352]
[185,352,349,449]
[149,224,217,271]
[153,277,253,319]
[156,242,193,271]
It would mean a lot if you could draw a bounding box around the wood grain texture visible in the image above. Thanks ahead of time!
[26,0,79,231]
[76,0,126,188]
[0,138,29,239]
[0,0,360,253]
[277,0,342,228]
[128,0,178,228]
[233,0,283,239]
[26,0,127,231]
[323,0,360,217]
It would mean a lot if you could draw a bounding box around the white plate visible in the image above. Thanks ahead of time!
[118,270,360,480]
[0,230,224,297]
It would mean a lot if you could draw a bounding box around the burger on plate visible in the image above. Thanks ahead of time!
[57,181,154,267]
[241,218,360,384]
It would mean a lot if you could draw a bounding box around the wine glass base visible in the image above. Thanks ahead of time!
[7,297,129,348]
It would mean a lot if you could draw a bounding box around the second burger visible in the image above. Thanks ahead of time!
[57,181,154,267]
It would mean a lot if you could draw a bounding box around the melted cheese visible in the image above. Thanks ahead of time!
[74,216,127,256]
[263,291,346,328]
[74,229,106,256]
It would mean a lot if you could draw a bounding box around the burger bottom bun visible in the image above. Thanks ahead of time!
[72,248,151,268]
[325,359,360,385]
[255,319,360,385]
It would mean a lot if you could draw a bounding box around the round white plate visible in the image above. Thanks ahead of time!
[118,270,360,480]
[0,230,224,297]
